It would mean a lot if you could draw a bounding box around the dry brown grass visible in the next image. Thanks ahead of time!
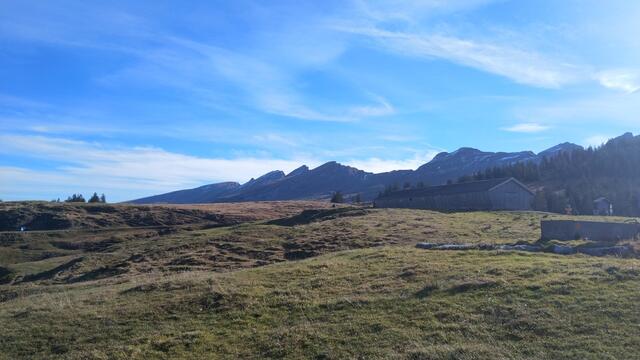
[154,200,346,222]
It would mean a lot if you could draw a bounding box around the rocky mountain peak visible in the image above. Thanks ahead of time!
[244,170,285,187]
[286,165,309,177]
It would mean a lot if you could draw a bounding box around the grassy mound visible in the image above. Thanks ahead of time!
[267,207,368,226]
[2,207,636,285]
[0,202,230,231]
[1,209,553,283]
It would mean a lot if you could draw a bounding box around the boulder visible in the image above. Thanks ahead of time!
[551,245,575,255]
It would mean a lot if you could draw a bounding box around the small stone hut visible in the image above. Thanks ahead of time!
[593,197,613,216]
[374,177,534,211]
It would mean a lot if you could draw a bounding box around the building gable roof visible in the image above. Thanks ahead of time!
[489,177,535,196]
[377,178,532,200]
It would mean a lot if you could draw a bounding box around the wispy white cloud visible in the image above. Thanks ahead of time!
[513,92,640,126]
[351,0,498,23]
[252,133,301,148]
[0,134,442,201]
[0,167,81,201]
[378,134,418,142]
[337,1,640,93]
[346,150,440,172]
[96,35,393,122]
[338,26,582,88]
[502,122,550,133]
[596,69,640,93]
[256,91,394,122]
[333,1,587,89]
[583,135,612,148]
[2,3,392,123]
[0,2,152,52]
[0,93,50,109]
[0,134,319,201]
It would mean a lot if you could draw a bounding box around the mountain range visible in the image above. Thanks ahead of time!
[130,141,585,204]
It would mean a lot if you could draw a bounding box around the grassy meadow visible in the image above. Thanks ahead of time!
[1,202,639,359]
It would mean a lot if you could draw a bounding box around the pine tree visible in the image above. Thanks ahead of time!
[88,192,101,203]
[382,183,400,196]
[65,194,86,203]
[461,135,640,215]
[331,191,344,204]
[532,190,548,212]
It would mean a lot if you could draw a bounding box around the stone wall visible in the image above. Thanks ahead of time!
[541,220,640,241]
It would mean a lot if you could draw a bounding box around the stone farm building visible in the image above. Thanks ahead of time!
[593,197,613,216]
[374,177,534,211]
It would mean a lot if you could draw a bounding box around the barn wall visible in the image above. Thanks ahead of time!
[488,181,533,210]
[374,179,534,211]
[374,192,492,211]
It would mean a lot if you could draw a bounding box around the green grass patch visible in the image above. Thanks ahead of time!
[1,247,639,359]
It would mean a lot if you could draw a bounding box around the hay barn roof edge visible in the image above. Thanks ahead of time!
[377,177,533,200]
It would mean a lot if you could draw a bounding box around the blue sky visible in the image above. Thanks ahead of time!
[1,0,640,201]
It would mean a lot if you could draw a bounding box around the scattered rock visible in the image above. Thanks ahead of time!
[498,244,541,252]
[417,243,477,250]
[551,245,575,255]
[416,243,497,251]
[415,242,438,250]
[399,269,417,279]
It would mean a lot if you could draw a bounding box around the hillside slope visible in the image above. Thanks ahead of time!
[126,182,241,204]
